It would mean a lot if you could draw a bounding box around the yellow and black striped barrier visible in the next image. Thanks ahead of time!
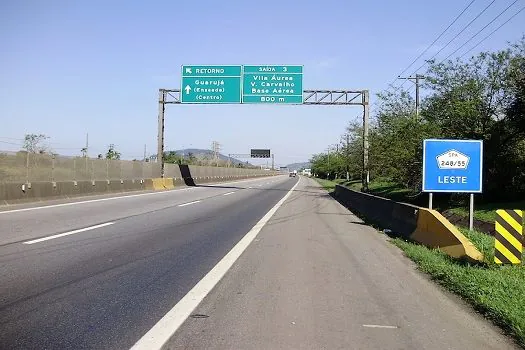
[494,209,523,265]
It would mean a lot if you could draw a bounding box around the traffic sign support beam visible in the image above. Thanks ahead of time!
[157,88,369,188]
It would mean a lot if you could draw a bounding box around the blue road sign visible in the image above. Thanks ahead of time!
[422,139,483,193]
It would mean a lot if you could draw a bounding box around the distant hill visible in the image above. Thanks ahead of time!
[285,162,311,171]
[172,149,249,165]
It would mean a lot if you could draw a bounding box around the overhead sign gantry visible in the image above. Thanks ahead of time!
[159,65,370,190]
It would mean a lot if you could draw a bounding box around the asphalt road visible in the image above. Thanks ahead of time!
[0,176,296,349]
[0,175,518,349]
[165,177,518,350]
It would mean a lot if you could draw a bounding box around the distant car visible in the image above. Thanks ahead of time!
[289,171,297,177]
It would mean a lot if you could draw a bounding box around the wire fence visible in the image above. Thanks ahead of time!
[0,152,163,183]
[0,151,272,183]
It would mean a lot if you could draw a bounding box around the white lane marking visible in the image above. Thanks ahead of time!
[0,177,280,215]
[222,191,236,196]
[177,200,201,207]
[23,222,114,245]
[362,325,399,329]
[131,178,301,350]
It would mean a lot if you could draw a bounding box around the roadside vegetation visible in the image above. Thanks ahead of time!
[315,175,525,346]
[310,47,525,345]
[311,37,525,219]
[393,234,525,348]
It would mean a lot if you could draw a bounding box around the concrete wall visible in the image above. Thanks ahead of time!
[333,185,483,262]
[0,165,276,205]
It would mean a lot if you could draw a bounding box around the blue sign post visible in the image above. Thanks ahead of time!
[422,139,483,230]
[423,139,483,193]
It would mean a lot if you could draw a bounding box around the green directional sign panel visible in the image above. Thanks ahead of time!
[242,65,303,104]
[181,65,242,103]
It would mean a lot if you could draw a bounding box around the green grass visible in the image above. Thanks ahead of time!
[314,178,338,191]
[458,228,498,264]
[448,201,525,222]
[392,232,525,347]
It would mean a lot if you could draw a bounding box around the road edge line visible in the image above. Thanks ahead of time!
[130,177,300,350]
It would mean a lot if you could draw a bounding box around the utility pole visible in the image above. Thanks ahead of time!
[362,90,370,191]
[398,74,425,120]
[271,154,275,170]
[157,90,166,177]
[346,133,350,181]
[85,133,89,156]
[211,141,221,166]
[143,144,147,162]
[84,133,89,171]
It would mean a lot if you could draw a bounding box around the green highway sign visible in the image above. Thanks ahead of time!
[180,65,242,103]
[242,65,303,104]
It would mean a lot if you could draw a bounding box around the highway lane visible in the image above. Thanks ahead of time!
[165,177,518,350]
[0,175,296,349]
[0,176,282,245]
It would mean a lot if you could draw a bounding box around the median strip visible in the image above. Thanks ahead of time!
[23,222,114,244]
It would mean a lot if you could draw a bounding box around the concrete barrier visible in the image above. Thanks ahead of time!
[333,185,482,262]
[163,178,175,190]
[0,165,279,205]
[413,209,483,261]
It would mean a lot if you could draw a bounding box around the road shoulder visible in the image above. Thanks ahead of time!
[164,177,517,349]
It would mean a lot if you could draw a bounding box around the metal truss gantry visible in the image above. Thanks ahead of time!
[158,89,370,190]
[227,153,275,170]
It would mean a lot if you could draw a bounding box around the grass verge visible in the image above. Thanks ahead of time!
[392,232,525,347]
[313,178,338,192]
[448,201,525,222]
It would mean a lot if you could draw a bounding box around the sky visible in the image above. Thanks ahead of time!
[1,0,524,167]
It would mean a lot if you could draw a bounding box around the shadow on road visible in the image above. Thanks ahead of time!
[179,165,196,186]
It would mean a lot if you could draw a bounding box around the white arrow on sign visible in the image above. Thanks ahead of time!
[184,85,191,94]
[185,68,192,74]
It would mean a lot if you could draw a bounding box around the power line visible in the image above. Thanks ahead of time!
[0,140,22,146]
[387,0,477,89]
[399,4,523,100]
[0,136,25,141]
[460,5,525,58]
[398,0,497,89]
[440,0,520,63]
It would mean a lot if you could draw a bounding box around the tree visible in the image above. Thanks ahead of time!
[187,152,196,163]
[105,144,121,160]
[23,134,49,154]
[423,38,525,199]
[164,151,183,164]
